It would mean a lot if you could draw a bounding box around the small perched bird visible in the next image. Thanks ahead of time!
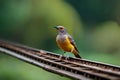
[54,26,81,58]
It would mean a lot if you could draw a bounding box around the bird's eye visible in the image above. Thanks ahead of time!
[59,27,64,30]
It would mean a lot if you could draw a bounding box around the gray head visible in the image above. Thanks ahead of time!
[54,26,67,34]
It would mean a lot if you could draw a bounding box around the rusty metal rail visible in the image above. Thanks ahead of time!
[0,40,120,80]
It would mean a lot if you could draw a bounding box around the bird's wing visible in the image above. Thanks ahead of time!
[67,34,79,53]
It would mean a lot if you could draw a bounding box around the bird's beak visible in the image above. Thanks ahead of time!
[54,26,58,29]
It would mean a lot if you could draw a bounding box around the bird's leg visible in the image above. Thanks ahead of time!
[59,55,63,59]
[65,48,74,60]
[64,52,69,60]
[65,55,69,60]
[65,52,70,60]
[59,52,66,60]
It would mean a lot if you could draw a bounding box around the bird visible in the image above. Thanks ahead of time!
[54,26,81,58]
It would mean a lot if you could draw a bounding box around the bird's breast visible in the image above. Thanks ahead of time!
[56,35,74,52]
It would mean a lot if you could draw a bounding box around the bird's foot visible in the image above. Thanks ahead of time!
[59,55,63,60]
[65,56,70,60]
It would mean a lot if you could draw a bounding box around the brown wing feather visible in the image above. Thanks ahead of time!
[67,34,79,53]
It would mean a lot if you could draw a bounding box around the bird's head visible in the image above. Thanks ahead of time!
[54,26,67,34]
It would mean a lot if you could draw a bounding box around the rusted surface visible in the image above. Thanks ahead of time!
[0,40,120,80]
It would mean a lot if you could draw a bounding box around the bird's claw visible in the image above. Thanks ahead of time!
[59,55,63,60]
[65,56,70,60]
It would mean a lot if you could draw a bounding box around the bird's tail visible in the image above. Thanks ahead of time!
[72,49,82,58]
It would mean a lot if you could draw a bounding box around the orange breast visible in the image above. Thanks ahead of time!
[56,36,74,52]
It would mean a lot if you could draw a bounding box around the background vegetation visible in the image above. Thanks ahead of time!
[0,0,120,80]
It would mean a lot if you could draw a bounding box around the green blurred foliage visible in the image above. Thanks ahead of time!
[0,0,83,50]
[0,0,120,80]
[66,0,120,25]
[91,21,120,53]
[0,54,70,80]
